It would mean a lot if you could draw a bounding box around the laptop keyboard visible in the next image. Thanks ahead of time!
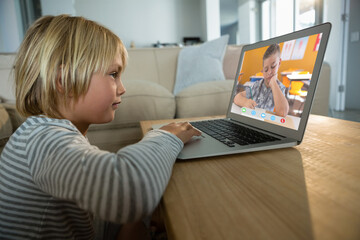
[190,119,280,147]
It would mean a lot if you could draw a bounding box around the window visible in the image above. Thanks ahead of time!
[260,0,322,40]
[295,0,317,30]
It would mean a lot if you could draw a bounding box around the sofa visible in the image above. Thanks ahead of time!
[0,45,330,153]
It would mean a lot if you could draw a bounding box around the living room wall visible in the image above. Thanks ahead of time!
[41,0,207,48]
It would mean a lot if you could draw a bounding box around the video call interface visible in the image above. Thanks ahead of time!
[230,33,323,131]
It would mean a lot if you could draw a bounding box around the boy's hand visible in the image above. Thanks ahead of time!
[243,99,257,109]
[268,74,278,88]
[160,122,201,144]
[234,92,257,109]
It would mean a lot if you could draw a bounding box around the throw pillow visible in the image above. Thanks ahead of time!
[173,35,229,95]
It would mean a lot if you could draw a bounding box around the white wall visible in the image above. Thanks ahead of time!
[40,0,204,48]
[237,0,258,44]
[40,0,75,15]
[72,0,204,48]
[0,0,22,53]
[9,0,217,49]
[202,0,221,41]
[323,0,343,110]
[345,0,360,110]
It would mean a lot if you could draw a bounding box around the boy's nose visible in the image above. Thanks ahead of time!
[117,79,126,96]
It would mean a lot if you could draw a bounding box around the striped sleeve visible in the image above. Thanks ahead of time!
[28,125,183,224]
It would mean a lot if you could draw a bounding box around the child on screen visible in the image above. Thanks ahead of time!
[234,44,289,117]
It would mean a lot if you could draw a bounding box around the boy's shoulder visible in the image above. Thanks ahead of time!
[17,116,79,136]
[253,79,264,87]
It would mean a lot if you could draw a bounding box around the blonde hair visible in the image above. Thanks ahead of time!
[14,15,127,118]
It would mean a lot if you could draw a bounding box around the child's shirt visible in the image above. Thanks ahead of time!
[0,116,183,239]
[246,79,286,112]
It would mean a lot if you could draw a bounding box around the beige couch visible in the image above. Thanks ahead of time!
[0,45,330,153]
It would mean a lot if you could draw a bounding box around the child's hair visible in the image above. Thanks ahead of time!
[14,15,128,118]
[263,44,280,62]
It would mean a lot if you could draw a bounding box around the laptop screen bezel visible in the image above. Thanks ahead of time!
[226,22,331,142]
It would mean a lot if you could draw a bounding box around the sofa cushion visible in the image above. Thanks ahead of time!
[0,104,12,148]
[89,80,175,131]
[175,80,234,118]
[173,35,229,95]
[122,48,182,93]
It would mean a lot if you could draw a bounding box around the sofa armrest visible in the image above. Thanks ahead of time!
[0,104,13,153]
[311,62,330,116]
[1,103,26,131]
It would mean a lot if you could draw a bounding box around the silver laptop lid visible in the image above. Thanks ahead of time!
[226,23,331,143]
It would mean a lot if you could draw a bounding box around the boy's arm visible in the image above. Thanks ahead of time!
[270,79,289,117]
[28,126,183,224]
[234,91,257,109]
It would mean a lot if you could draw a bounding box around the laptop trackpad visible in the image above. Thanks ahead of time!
[179,134,233,159]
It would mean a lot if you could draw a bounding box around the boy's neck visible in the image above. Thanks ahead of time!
[72,122,89,136]
[57,103,89,136]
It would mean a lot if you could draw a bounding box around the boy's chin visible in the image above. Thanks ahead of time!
[95,114,115,124]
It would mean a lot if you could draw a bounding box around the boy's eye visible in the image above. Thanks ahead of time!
[110,72,119,79]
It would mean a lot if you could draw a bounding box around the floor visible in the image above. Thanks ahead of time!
[329,109,360,123]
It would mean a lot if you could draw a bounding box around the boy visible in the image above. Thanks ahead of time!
[0,15,200,239]
[234,44,289,117]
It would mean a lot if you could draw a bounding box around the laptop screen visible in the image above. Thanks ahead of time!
[230,33,324,131]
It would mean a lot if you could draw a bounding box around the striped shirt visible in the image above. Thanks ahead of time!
[0,116,183,239]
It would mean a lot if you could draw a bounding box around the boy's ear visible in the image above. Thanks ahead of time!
[55,65,65,94]
[55,65,72,97]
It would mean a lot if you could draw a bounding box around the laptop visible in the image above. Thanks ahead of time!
[154,23,331,160]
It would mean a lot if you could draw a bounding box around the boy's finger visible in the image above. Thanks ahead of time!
[192,128,202,136]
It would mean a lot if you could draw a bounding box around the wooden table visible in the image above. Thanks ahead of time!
[140,115,360,240]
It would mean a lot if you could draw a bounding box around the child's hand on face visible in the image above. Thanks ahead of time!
[160,122,202,144]
[244,99,257,109]
[268,74,278,88]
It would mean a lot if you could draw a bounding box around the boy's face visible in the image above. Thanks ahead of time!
[262,53,281,83]
[68,54,126,127]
